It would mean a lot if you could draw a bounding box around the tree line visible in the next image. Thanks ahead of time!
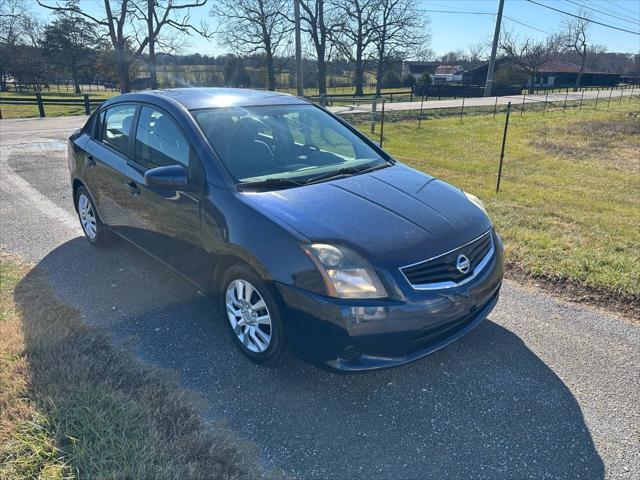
[1,0,637,95]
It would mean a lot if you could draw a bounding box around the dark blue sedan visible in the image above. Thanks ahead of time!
[68,88,504,372]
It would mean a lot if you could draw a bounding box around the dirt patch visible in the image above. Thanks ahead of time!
[531,112,640,172]
[506,261,640,324]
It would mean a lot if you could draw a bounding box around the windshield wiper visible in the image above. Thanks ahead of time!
[237,177,304,190]
[304,162,390,185]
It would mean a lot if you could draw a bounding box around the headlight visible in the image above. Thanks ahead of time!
[301,243,387,299]
[463,191,487,214]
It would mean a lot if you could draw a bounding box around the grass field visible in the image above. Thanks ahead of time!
[0,256,282,479]
[358,101,640,313]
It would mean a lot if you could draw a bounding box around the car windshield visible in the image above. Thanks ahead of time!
[192,104,388,186]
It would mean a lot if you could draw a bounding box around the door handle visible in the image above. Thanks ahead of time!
[125,181,141,196]
[86,155,96,167]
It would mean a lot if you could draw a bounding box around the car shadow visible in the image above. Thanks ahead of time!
[21,237,605,480]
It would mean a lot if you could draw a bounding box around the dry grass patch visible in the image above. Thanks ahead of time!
[0,255,283,479]
[532,111,640,172]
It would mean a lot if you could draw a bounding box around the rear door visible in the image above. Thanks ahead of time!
[82,103,138,227]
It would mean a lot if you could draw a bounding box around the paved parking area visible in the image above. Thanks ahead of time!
[1,117,638,479]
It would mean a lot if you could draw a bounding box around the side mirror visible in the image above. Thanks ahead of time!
[144,164,189,189]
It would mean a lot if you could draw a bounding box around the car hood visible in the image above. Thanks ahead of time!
[240,164,492,268]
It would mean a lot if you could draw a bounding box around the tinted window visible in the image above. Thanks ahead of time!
[101,104,136,155]
[135,107,190,168]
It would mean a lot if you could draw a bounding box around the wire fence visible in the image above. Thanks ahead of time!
[316,84,639,194]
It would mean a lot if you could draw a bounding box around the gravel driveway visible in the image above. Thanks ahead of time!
[1,116,638,479]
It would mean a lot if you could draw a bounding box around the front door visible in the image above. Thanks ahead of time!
[116,105,211,286]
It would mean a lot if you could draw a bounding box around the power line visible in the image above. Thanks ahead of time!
[602,0,640,17]
[564,0,640,26]
[503,15,549,34]
[417,9,493,15]
[526,0,640,35]
[582,0,640,21]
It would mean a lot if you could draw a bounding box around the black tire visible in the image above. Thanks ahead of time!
[75,186,114,247]
[220,264,286,365]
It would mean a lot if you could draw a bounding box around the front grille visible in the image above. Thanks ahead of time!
[400,230,493,288]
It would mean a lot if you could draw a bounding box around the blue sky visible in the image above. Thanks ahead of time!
[32,0,640,57]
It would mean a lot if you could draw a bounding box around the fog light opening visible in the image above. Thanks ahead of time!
[341,344,362,361]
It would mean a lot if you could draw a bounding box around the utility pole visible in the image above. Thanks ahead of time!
[294,0,304,97]
[484,0,505,97]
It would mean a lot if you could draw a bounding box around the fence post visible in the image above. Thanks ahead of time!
[594,89,599,109]
[83,94,90,115]
[379,99,386,148]
[418,93,425,128]
[0,108,3,120]
[370,97,378,133]
[493,95,498,118]
[35,92,45,117]
[459,97,465,122]
[619,87,624,104]
[630,84,635,103]
[521,92,526,116]
[579,90,584,110]
[607,88,613,108]
[410,87,413,102]
[563,89,568,112]
[543,90,548,115]
[496,102,511,193]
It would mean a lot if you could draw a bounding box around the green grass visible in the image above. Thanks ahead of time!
[358,100,640,303]
[0,91,118,119]
[0,256,283,479]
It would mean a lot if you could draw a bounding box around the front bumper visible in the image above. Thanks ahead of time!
[277,232,504,372]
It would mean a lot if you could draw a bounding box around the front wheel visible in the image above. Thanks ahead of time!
[220,265,285,364]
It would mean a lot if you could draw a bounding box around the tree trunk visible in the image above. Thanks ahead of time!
[147,0,158,90]
[318,57,327,96]
[266,50,276,91]
[149,41,158,90]
[71,60,81,94]
[375,45,385,97]
[354,45,364,96]
[575,45,586,92]
[118,58,131,93]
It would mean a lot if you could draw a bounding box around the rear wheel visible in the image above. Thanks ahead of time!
[220,264,285,364]
[75,186,113,247]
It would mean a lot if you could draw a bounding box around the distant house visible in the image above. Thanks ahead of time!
[433,65,464,83]
[402,61,440,81]
[462,59,620,88]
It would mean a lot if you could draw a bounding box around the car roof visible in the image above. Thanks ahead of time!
[118,87,309,110]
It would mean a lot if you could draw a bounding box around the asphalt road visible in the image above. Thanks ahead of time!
[1,117,638,479]
[327,87,635,114]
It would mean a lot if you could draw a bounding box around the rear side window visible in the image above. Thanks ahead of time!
[135,107,190,168]
[100,104,136,155]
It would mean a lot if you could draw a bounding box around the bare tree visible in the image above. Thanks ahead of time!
[562,10,590,91]
[38,0,209,92]
[131,1,211,90]
[299,0,341,95]
[210,0,291,91]
[499,30,561,93]
[332,0,378,96]
[371,0,429,96]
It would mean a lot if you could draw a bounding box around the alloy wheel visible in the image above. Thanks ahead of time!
[225,279,272,353]
[78,193,97,239]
